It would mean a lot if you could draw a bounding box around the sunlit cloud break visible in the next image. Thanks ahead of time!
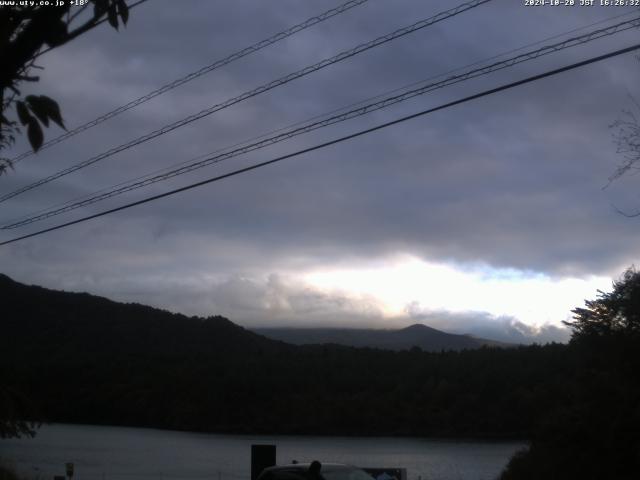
[303,255,612,327]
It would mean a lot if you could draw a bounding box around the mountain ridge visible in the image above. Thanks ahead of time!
[0,272,285,357]
[1,273,510,351]
[0,272,568,439]
[253,323,513,351]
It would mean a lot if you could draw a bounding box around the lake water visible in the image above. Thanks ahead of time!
[0,424,525,480]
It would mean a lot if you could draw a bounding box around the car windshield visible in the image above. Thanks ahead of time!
[321,467,374,480]
[260,466,373,480]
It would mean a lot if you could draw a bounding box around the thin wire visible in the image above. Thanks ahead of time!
[2,42,639,247]
[4,15,639,229]
[0,0,493,204]
[6,7,634,227]
[9,0,370,164]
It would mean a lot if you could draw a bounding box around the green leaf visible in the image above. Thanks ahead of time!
[107,4,119,30]
[30,95,65,130]
[0,159,14,176]
[93,0,108,17]
[25,95,49,127]
[26,119,44,151]
[43,19,68,47]
[15,101,31,126]
[116,0,129,25]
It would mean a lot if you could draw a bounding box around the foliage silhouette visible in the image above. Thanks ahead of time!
[566,266,640,338]
[500,267,640,479]
[0,0,131,175]
[0,386,39,439]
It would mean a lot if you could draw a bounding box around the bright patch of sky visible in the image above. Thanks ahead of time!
[303,255,612,326]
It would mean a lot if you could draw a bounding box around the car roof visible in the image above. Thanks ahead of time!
[257,462,373,480]
[263,464,355,471]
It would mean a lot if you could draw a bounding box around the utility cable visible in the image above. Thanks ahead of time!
[6,6,634,228]
[0,0,492,204]
[1,41,639,247]
[4,15,639,229]
[9,0,371,164]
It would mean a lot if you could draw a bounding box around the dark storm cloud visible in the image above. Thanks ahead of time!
[1,0,639,337]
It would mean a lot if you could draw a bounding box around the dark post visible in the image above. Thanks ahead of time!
[251,444,276,480]
[65,463,74,480]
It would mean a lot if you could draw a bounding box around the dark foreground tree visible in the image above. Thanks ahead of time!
[500,267,640,480]
[606,90,640,216]
[0,0,133,175]
[0,386,39,439]
[566,266,640,338]
[608,105,640,192]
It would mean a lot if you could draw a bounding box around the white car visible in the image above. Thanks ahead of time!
[257,462,374,480]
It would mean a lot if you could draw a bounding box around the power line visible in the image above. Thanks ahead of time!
[9,0,371,164]
[2,41,639,247]
[0,0,493,204]
[4,15,639,229]
[7,7,633,229]
[6,14,637,228]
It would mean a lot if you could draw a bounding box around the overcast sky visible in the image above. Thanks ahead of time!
[2,0,640,343]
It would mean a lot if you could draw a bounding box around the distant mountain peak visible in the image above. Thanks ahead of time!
[400,323,439,333]
[254,324,513,352]
[402,323,426,330]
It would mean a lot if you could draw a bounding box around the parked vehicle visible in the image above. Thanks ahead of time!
[257,462,373,480]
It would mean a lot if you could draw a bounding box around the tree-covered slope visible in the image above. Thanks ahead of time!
[0,273,574,438]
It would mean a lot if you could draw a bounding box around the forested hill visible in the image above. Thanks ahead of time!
[3,271,640,478]
[254,324,511,351]
[0,273,283,357]
[1,272,567,438]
